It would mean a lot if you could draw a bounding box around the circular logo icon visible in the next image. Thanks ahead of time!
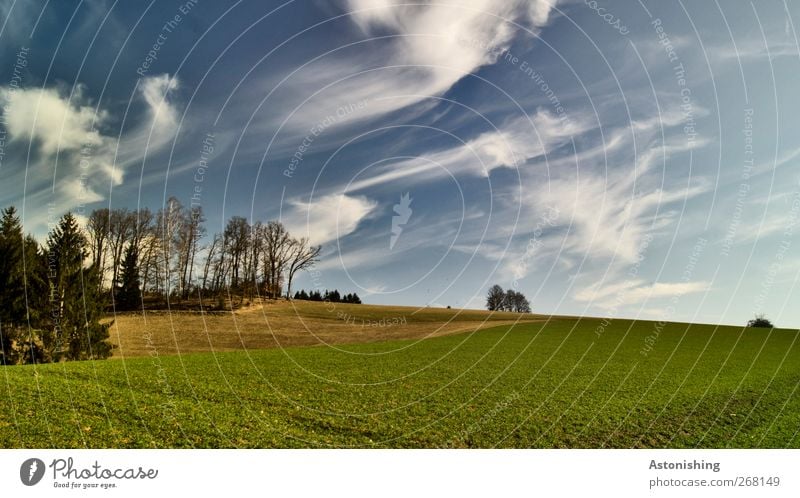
[20,458,46,486]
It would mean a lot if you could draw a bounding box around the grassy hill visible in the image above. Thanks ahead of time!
[1,302,798,448]
[105,300,544,356]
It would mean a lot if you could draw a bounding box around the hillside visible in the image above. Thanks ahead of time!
[2,312,798,448]
[106,300,545,357]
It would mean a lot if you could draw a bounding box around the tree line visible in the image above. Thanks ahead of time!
[0,198,326,364]
[83,197,322,306]
[485,284,532,313]
[293,289,362,304]
[0,208,110,364]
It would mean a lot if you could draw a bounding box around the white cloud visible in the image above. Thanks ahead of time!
[0,74,180,232]
[275,0,559,134]
[439,98,715,289]
[1,85,108,155]
[346,109,593,192]
[282,193,378,245]
[114,74,180,171]
[710,40,800,61]
[519,107,711,265]
[527,0,556,26]
[574,278,709,309]
[323,96,712,290]
[527,150,707,266]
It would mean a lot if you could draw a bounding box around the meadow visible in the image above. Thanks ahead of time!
[1,302,798,448]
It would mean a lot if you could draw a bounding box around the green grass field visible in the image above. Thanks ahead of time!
[1,311,799,448]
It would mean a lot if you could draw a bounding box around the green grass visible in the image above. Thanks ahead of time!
[2,317,799,448]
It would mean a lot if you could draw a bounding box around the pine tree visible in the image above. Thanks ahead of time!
[79,262,113,360]
[45,213,112,361]
[0,207,25,364]
[115,244,141,311]
[18,235,48,364]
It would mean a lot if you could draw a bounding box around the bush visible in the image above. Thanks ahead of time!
[747,314,773,328]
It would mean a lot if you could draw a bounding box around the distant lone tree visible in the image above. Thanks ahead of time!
[486,285,531,313]
[486,284,505,311]
[747,314,773,328]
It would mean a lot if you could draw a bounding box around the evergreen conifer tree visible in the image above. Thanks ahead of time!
[45,213,112,361]
[0,207,25,364]
[115,244,141,311]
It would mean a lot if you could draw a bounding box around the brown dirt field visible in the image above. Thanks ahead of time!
[106,300,545,358]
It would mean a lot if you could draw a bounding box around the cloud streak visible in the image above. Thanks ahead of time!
[273,0,560,135]
[573,279,709,309]
[345,109,593,192]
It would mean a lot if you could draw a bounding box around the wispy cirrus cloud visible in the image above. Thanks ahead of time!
[573,278,709,309]
[453,101,714,285]
[345,109,594,192]
[272,0,561,135]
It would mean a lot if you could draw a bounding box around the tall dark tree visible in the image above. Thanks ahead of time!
[19,235,48,363]
[45,213,112,361]
[0,207,25,364]
[115,243,141,311]
[108,208,135,291]
[486,284,505,311]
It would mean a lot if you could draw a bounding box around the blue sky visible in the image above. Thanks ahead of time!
[0,0,798,327]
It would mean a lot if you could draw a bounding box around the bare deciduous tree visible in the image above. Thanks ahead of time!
[223,216,249,290]
[486,284,505,311]
[86,208,110,289]
[176,205,205,299]
[286,237,321,299]
[261,221,292,299]
[201,233,221,293]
